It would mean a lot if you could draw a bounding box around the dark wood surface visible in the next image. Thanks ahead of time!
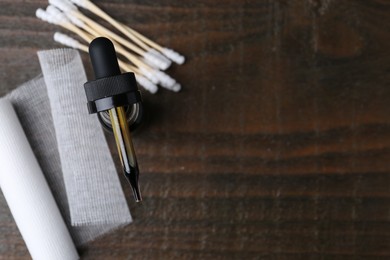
[1,0,390,259]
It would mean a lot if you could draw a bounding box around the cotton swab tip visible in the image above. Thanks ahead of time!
[162,48,185,65]
[144,49,172,70]
[139,67,159,85]
[37,7,60,25]
[46,5,69,24]
[143,52,171,71]
[154,70,176,88]
[67,14,85,27]
[35,8,47,21]
[148,49,172,65]
[53,32,80,49]
[172,83,181,92]
[136,75,158,94]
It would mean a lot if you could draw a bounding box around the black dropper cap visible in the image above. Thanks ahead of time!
[84,37,141,114]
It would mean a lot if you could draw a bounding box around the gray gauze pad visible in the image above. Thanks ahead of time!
[6,49,131,245]
[37,49,131,225]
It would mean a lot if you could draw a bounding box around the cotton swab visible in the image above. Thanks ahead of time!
[54,32,158,94]
[153,69,181,92]
[36,7,93,43]
[76,13,172,71]
[75,13,172,71]
[54,32,88,52]
[124,25,185,65]
[49,0,171,70]
[69,0,185,64]
[40,7,177,91]
[40,5,160,85]
[37,1,183,93]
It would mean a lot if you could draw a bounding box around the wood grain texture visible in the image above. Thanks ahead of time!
[1,0,390,259]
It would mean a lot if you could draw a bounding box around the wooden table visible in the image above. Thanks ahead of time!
[1,0,390,258]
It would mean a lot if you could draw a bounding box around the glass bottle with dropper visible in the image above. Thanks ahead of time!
[84,37,142,202]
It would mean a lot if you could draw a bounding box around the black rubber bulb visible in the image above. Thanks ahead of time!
[89,37,121,79]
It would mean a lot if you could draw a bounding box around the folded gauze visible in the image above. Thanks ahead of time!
[1,49,132,249]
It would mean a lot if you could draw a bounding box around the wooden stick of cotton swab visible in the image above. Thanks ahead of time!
[79,14,172,71]
[75,14,171,72]
[69,0,185,64]
[53,32,158,94]
[48,0,171,71]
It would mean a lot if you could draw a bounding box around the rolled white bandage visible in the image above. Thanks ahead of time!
[0,99,79,260]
